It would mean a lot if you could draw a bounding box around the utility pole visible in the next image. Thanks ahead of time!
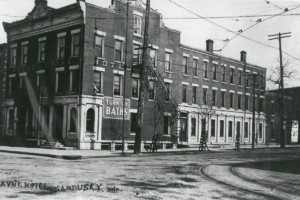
[268,32,291,149]
[134,0,151,154]
[251,74,257,150]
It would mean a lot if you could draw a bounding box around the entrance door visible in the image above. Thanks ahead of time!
[54,106,64,142]
[180,113,188,142]
[189,117,198,144]
[17,107,26,137]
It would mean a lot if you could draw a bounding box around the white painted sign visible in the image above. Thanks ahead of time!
[291,120,298,143]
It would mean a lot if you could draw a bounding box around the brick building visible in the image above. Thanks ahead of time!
[0,43,7,134]
[266,87,300,144]
[2,0,267,150]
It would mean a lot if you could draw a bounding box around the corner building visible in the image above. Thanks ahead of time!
[2,0,267,150]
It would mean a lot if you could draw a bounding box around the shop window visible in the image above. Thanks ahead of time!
[8,109,14,130]
[244,122,248,138]
[130,113,137,134]
[228,121,233,137]
[220,120,224,137]
[191,118,196,136]
[211,119,215,137]
[259,123,263,138]
[86,108,95,132]
[69,108,77,132]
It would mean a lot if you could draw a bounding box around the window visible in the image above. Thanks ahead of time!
[70,70,79,93]
[133,44,141,66]
[133,14,142,35]
[8,109,14,130]
[182,85,187,103]
[56,71,65,93]
[19,77,24,89]
[271,102,274,114]
[69,108,77,132]
[183,57,188,74]
[165,52,172,71]
[193,59,198,76]
[221,91,225,107]
[93,71,103,94]
[21,45,28,64]
[38,41,45,61]
[230,68,234,84]
[203,88,207,105]
[238,94,242,109]
[259,123,263,138]
[57,36,66,58]
[203,62,208,78]
[164,116,170,135]
[11,47,17,66]
[237,121,241,138]
[72,34,80,57]
[95,35,104,58]
[245,95,249,110]
[246,73,249,87]
[165,83,171,101]
[244,122,248,138]
[228,121,233,137]
[150,49,157,67]
[192,86,197,104]
[86,108,95,132]
[238,70,242,85]
[149,81,155,100]
[259,98,264,112]
[113,75,121,96]
[271,121,274,139]
[213,64,217,80]
[212,90,217,106]
[211,119,215,137]
[115,40,123,62]
[130,113,137,133]
[37,74,45,89]
[191,118,196,136]
[220,120,224,137]
[221,65,226,82]
[132,78,139,98]
[230,93,234,108]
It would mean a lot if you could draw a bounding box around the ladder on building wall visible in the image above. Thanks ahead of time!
[142,55,182,142]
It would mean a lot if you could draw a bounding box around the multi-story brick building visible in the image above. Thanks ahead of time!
[2,0,267,150]
[0,43,7,134]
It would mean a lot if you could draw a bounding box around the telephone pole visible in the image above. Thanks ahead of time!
[134,0,151,154]
[268,32,291,149]
[248,74,257,150]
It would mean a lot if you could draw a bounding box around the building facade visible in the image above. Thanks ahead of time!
[0,44,7,134]
[2,0,267,150]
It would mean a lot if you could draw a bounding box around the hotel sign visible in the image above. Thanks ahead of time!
[103,97,130,120]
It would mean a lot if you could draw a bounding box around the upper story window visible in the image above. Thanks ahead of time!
[93,71,103,94]
[10,45,17,66]
[38,39,46,62]
[221,65,226,82]
[165,83,171,101]
[221,91,225,107]
[21,43,28,64]
[271,102,274,114]
[203,62,208,78]
[165,52,172,71]
[132,77,139,98]
[238,94,242,109]
[150,49,157,67]
[133,14,142,36]
[230,93,234,108]
[230,68,234,84]
[213,64,217,80]
[192,86,197,104]
[133,44,142,66]
[55,68,65,93]
[57,35,66,59]
[238,70,242,85]
[113,74,122,96]
[246,73,249,87]
[245,95,249,110]
[71,34,80,57]
[182,84,187,103]
[115,40,123,62]
[95,34,105,58]
[212,90,217,106]
[203,88,207,105]
[70,68,79,93]
[193,59,198,76]
[183,57,188,75]
[148,80,155,100]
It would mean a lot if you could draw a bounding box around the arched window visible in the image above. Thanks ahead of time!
[86,108,95,132]
[70,107,77,132]
[8,109,14,130]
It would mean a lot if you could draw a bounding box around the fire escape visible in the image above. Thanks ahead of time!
[132,54,184,143]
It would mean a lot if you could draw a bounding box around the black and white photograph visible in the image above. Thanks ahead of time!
[0,0,300,199]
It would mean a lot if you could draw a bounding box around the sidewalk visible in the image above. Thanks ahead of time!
[0,144,299,159]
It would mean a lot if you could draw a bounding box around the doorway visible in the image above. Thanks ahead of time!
[54,106,64,142]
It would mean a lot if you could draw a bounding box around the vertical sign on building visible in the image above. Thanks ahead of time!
[291,120,298,143]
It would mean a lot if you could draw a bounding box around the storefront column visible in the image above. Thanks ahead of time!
[62,105,68,139]
[49,105,54,138]
[13,107,17,137]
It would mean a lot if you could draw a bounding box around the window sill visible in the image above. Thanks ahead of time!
[203,78,209,81]
[131,97,139,100]
[213,80,218,82]
[133,34,143,38]
[130,132,136,136]
[192,76,199,79]
[182,74,189,77]
[222,82,227,84]
[230,83,235,86]
[93,93,104,96]
[238,85,243,87]
[148,99,155,102]
[165,71,173,74]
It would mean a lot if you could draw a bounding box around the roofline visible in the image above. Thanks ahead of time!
[181,44,267,71]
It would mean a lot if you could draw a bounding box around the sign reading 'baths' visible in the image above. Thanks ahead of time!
[103,97,130,120]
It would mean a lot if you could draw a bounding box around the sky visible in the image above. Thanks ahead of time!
[0,0,300,89]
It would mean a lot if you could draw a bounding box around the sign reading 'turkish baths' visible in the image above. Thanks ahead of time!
[103,97,130,120]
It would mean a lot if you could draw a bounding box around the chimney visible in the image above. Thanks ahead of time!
[206,39,214,53]
[35,0,47,7]
[240,51,247,62]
